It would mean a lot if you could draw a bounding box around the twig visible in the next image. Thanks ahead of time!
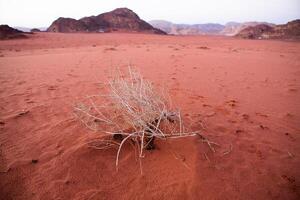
[195,132,219,153]
[222,144,233,156]
[204,153,210,162]
[116,134,134,171]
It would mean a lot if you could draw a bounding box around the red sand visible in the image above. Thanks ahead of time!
[0,32,299,200]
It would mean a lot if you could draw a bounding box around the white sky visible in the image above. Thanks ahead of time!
[0,0,299,27]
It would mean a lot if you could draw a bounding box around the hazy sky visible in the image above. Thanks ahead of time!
[0,0,299,27]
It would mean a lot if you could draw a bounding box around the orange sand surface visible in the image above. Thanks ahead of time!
[0,33,300,200]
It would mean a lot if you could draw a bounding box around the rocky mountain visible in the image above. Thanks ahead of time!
[47,8,166,34]
[149,20,224,35]
[221,22,275,36]
[235,19,300,39]
[0,25,28,40]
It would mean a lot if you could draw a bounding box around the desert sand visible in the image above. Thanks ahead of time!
[0,32,299,200]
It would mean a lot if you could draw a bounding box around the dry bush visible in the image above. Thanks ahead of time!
[74,67,213,172]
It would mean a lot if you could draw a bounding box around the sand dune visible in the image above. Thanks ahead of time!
[0,32,299,199]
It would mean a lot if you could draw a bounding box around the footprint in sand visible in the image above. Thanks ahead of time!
[255,112,268,118]
[225,99,237,107]
[13,110,30,118]
[215,106,230,115]
[228,119,237,123]
[48,85,58,91]
[235,129,244,134]
[190,95,204,101]
[247,144,257,154]
[214,125,228,133]
[256,150,265,159]
[197,46,210,50]
[17,81,26,85]
[188,100,195,105]
[285,112,294,118]
[242,114,250,120]
[281,175,296,184]
[205,111,216,117]
[259,124,269,130]
[104,47,117,51]
[25,98,35,104]
[284,132,296,142]
[67,73,78,78]
[288,88,297,92]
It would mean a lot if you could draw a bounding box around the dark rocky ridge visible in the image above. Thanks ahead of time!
[47,8,166,34]
[0,25,27,40]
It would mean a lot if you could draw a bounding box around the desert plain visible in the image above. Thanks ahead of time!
[0,32,299,199]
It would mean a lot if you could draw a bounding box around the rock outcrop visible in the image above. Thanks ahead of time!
[47,18,87,32]
[271,19,300,39]
[235,20,300,39]
[47,8,166,34]
[235,24,274,39]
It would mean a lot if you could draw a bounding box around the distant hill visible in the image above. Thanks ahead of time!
[14,27,47,32]
[149,20,278,36]
[149,20,224,35]
[221,22,275,36]
[30,28,41,32]
[47,8,166,34]
[0,25,28,40]
[235,19,300,39]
